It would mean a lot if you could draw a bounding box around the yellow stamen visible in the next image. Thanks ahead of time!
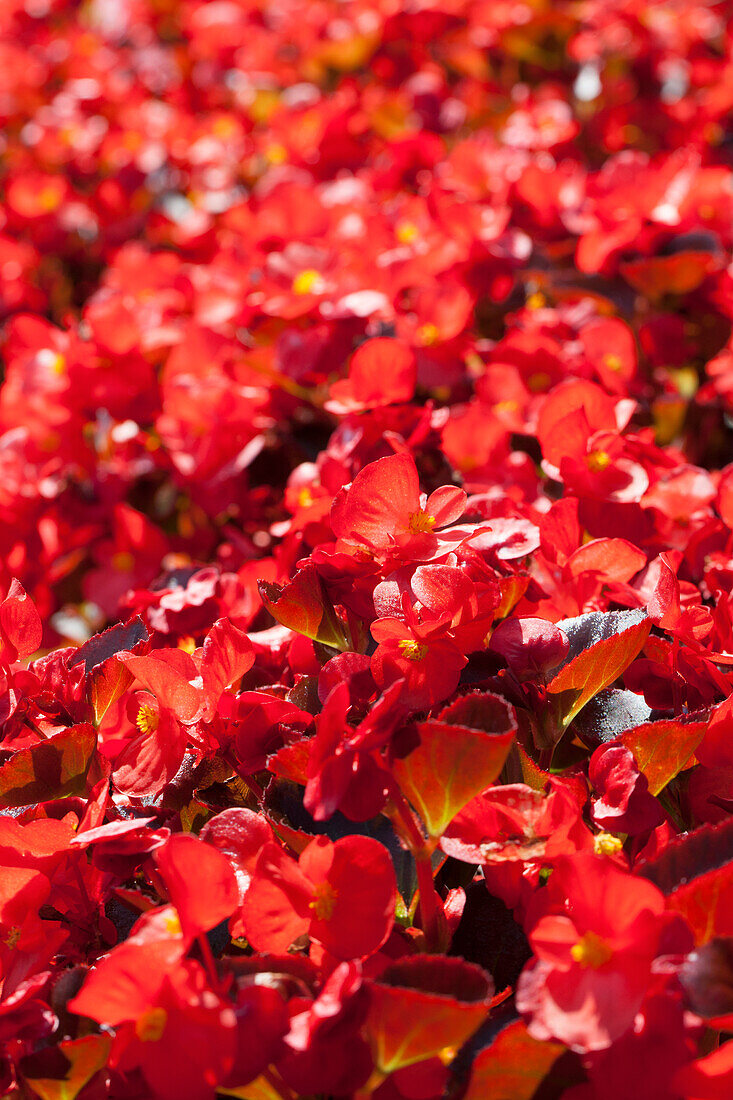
[417,323,440,346]
[571,930,613,969]
[135,1007,167,1042]
[396,220,419,244]
[526,291,546,310]
[408,510,436,534]
[594,832,623,857]
[38,185,62,212]
[309,882,338,921]
[4,927,20,949]
[603,354,623,372]
[397,639,428,661]
[586,450,612,472]
[164,912,182,936]
[135,704,159,735]
[292,269,321,295]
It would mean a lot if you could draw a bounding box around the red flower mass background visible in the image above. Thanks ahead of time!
[0,0,732,1097]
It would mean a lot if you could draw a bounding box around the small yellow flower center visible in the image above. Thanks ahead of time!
[297,486,315,508]
[292,269,321,295]
[264,142,288,165]
[397,639,428,661]
[136,703,159,735]
[135,1007,167,1042]
[408,509,436,534]
[417,322,440,346]
[526,291,547,310]
[38,185,62,212]
[586,449,611,472]
[396,220,419,244]
[4,926,20,949]
[571,930,613,969]
[594,832,624,856]
[177,636,196,654]
[38,348,65,374]
[164,911,182,936]
[603,353,623,372]
[309,881,338,921]
[494,400,519,415]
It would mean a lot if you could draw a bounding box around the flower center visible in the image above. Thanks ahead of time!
[292,269,321,295]
[397,639,428,661]
[4,926,20,949]
[570,930,613,969]
[603,353,623,372]
[38,184,62,212]
[417,322,440,346]
[408,509,436,534]
[164,911,182,936]
[135,1007,167,1042]
[396,220,419,244]
[594,832,623,856]
[309,881,338,921]
[586,449,611,472]
[136,703,159,735]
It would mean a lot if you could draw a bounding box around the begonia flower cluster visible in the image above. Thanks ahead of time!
[0,0,732,1098]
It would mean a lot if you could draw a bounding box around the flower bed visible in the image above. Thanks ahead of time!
[0,1,732,1098]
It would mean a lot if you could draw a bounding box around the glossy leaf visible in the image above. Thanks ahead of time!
[20,1035,111,1100]
[636,818,733,943]
[0,724,97,808]
[622,714,707,795]
[259,564,349,650]
[392,693,516,838]
[87,659,134,726]
[68,615,149,673]
[365,956,494,1074]
[679,938,733,1027]
[460,1019,564,1100]
[0,578,43,661]
[547,613,650,727]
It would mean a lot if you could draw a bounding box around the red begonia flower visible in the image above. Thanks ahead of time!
[241,834,397,959]
[517,854,668,1051]
[330,452,467,561]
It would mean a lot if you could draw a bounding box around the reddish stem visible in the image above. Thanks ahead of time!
[197,931,223,993]
[386,780,446,951]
